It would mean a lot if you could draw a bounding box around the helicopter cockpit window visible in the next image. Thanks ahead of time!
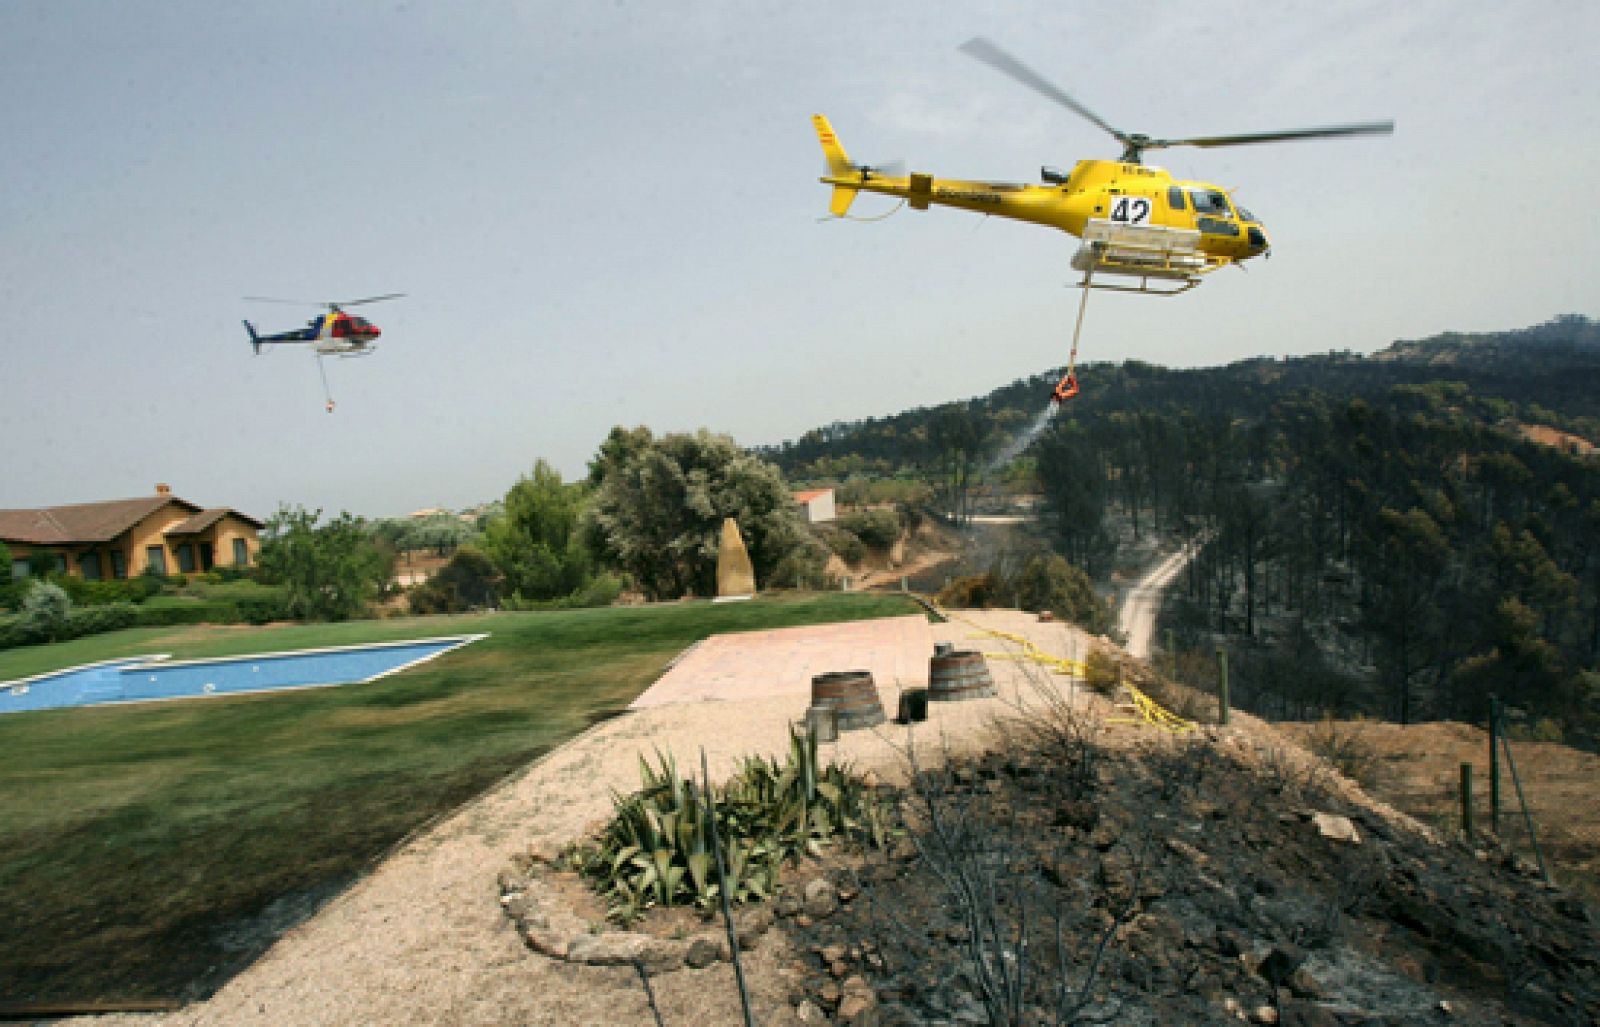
[1167,186,1187,211]
[1236,206,1258,223]
[1188,189,1233,217]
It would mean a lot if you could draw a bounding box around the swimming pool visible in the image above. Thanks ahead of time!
[0,634,487,714]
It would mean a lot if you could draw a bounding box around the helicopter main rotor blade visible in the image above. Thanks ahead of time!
[243,295,321,306]
[1155,121,1395,151]
[958,37,1127,147]
[336,292,407,308]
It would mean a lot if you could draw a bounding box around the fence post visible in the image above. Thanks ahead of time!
[1216,646,1230,726]
[1460,763,1474,839]
[1489,695,1502,835]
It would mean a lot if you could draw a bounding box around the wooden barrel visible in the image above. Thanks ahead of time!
[810,670,886,730]
[928,650,996,702]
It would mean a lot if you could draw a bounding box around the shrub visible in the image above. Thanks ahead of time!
[769,536,833,590]
[21,581,72,642]
[1301,715,1381,788]
[837,508,901,550]
[410,548,502,615]
[937,572,999,610]
[57,575,163,607]
[1083,648,1121,695]
[63,602,139,639]
[0,613,39,650]
[133,596,242,627]
[1012,553,1117,636]
[816,525,865,565]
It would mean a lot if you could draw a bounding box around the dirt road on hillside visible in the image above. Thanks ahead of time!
[1117,543,1196,659]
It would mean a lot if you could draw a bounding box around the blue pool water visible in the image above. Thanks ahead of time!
[0,635,486,715]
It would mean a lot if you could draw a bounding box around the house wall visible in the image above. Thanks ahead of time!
[207,516,259,568]
[804,492,837,524]
[123,505,196,576]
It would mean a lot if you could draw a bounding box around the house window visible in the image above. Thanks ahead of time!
[110,550,127,579]
[146,546,168,576]
[10,559,27,580]
[81,552,103,580]
[176,544,196,574]
[233,538,250,566]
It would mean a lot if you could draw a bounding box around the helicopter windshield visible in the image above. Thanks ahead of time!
[1235,206,1259,223]
[1187,188,1234,217]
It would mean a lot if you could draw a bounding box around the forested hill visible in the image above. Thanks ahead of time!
[760,314,1600,479]
[760,314,1600,746]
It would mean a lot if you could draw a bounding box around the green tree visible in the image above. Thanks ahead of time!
[408,547,501,614]
[1012,553,1115,636]
[255,506,391,621]
[586,428,807,600]
[482,460,597,605]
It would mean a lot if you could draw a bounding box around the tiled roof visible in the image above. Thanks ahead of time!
[164,508,264,535]
[0,495,202,545]
[793,489,833,503]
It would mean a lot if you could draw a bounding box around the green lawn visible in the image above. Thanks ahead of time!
[0,593,920,1004]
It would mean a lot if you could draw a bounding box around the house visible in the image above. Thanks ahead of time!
[1,484,264,581]
[792,488,837,524]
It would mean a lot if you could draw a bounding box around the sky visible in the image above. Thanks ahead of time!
[3,1,1596,518]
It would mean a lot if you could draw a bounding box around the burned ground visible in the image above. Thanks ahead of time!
[774,724,1600,1025]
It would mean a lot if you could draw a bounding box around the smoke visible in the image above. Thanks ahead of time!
[987,403,1057,473]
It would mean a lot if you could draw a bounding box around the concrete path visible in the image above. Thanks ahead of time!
[630,614,933,708]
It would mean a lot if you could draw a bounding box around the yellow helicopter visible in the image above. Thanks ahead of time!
[816,37,1393,299]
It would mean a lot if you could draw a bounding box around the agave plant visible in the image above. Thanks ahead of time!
[571,729,892,924]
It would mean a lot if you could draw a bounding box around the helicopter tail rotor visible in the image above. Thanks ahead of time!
[242,320,262,356]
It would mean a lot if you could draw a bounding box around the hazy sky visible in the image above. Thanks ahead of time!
[3,1,1596,518]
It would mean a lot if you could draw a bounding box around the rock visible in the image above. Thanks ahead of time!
[685,936,720,969]
[1166,837,1209,865]
[1287,966,1325,999]
[524,926,570,959]
[818,981,842,1007]
[1310,812,1361,845]
[715,517,756,597]
[838,979,879,1024]
[821,942,848,965]
[1277,998,1341,1027]
[1257,943,1307,986]
[777,889,804,918]
[803,877,840,919]
[1250,1005,1279,1024]
[794,998,826,1023]
[735,903,774,946]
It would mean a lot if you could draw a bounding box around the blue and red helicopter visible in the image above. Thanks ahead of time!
[243,293,403,411]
